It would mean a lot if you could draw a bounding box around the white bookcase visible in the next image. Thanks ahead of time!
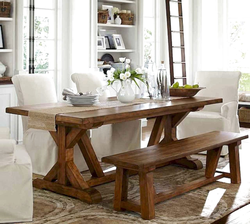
[92,0,143,69]
[0,0,16,77]
[0,0,18,141]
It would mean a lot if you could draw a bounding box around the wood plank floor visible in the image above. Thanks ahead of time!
[142,119,250,224]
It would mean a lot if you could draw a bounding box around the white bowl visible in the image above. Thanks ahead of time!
[97,61,104,66]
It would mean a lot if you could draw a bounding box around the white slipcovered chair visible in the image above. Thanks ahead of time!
[0,127,33,223]
[177,71,241,155]
[12,74,86,175]
[71,72,141,159]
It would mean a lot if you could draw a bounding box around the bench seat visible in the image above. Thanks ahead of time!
[102,131,248,220]
[103,131,247,171]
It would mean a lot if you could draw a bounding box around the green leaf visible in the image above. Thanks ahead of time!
[131,77,140,89]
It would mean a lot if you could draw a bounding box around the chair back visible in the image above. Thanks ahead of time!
[71,72,109,100]
[195,71,241,112]
[0,127,10,139]
[12,74,58,132]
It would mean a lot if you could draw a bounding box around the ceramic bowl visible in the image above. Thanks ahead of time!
[97,61,104,66]
[170,87,205,97]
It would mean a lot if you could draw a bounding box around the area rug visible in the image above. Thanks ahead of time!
[23,155,250,224]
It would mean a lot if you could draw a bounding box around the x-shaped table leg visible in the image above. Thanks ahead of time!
[33,125,116,203]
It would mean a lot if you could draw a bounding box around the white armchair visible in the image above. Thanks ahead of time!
[177,71,241,155]
[0,128,33,223]
[71,72,141,159]
[12,74,86,175]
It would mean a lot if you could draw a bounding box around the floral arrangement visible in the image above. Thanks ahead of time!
[112,7,120,15]
[107,59,146,88]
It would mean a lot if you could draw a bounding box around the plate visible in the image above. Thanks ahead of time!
[70,103,98,107]
[98,65,112,69]
[68,95,99,106]
[97,61,104,66]
[69,95,99,99]
[170,87,205,97]
[101,53,114,63]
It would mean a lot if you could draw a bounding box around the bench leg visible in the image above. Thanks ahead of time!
[205,147,222,178]
[139,171,155,220]
[228,142,241,184]
[114,167,129,211]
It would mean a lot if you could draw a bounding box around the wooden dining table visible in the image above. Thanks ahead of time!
[6,96,222,204]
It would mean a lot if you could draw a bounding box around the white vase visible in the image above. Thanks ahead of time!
[117,80,135,103]
[0,62,6,76]
[115,15,122,25]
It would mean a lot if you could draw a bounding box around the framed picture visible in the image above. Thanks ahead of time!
[0,25,4,49]
[106,35,116,49]
[97,36,106,49]
[102,5,114,24]
[112,34,125,50]
[105,36,111,49]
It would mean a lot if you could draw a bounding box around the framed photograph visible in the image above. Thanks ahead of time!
[105,36,111,49]
[97,36,106,49]
[106,35,116,49]
[112,34,125,50]
[0,25,4,49]
[102,5,114,24]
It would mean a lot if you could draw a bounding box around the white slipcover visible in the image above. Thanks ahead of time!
[12,74,86,175]
[0,127,10,139]
[177,71,241,155]
[0,128,33,223]
[71,73,141,159]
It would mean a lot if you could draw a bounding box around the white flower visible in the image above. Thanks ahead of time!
[108,76,114,81]
[125,71,131,78]
[119,57,126,63]
[110,67,116,73]
[120,73,127,80]
[126,59,131,64]
[112,7,120,14]
[135,68,142,74]
[107,70,114,81]
[125,64,130,69]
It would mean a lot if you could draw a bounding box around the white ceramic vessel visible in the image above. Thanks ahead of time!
[0,62,6,76]
[115,15,122,25]
[117,80,135,103]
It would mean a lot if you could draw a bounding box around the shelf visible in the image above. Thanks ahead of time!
[98,49,135,53]
[98,23,135,28]
[0,17,13,22]
[0,49,13,53]
[99,0,136,4]
[170,0,182,3]
[174,77,187,79]
[0,77,12,85]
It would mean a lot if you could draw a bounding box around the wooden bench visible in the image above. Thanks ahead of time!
[102,131,248,220]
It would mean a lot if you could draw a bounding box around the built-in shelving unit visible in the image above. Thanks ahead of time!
[95,0,139,68]
[0,0,16,78]
[0,0,17,141]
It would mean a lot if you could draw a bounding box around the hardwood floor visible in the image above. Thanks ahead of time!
[142,119,250,224]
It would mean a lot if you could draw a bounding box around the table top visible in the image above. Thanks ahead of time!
[6,97,222,127]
